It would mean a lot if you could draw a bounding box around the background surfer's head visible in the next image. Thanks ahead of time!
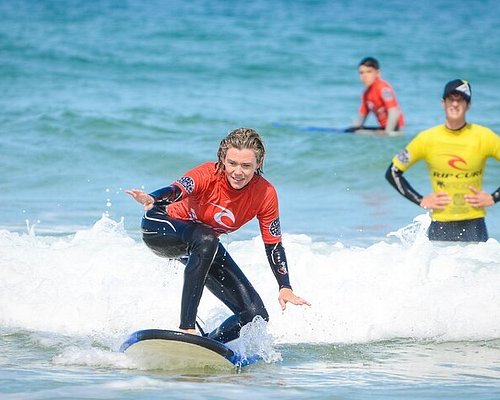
[216,128,266,176]
[359,56,380,70]
[358,57,380,87]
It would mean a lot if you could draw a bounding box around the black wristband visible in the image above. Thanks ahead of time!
[492,187,500,203]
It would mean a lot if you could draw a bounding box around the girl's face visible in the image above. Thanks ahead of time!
[223,147,259,189]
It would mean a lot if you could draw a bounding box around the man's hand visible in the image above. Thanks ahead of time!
[420,192,451,210]
[464,186,494,208]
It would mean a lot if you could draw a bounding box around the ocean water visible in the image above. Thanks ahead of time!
[1,0,500,399]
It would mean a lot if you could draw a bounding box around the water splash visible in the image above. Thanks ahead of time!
[387,213,431,247]
[228,316,282,364]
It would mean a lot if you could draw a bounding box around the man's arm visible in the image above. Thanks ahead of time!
[385,107,400,134]
[385,163,423,205]
[345,114,367,132]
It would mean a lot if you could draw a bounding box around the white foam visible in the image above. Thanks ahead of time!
[1,214,499,350]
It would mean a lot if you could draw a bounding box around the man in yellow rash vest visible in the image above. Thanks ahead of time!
[385,79,500,242]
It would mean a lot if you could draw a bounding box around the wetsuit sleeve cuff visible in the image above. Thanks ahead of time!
[492,187,500,203]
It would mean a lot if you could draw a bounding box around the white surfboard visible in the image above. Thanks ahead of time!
[353,128,405,137]
[120,329,260,371]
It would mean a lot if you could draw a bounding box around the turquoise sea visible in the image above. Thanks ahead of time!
[1,0,500,399]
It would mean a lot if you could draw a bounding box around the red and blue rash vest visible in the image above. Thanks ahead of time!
[166,162,282,244]
[359,78,405,129]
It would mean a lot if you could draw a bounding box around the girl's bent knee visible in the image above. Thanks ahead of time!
[188,226,219,260]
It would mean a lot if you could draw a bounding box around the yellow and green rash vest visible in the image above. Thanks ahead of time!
[392,123,500,222]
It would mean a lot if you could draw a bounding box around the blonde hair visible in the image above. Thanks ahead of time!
[216,128,266,175]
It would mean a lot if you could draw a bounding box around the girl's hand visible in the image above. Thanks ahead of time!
[126,189,155,210]
[278,288,311,311]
